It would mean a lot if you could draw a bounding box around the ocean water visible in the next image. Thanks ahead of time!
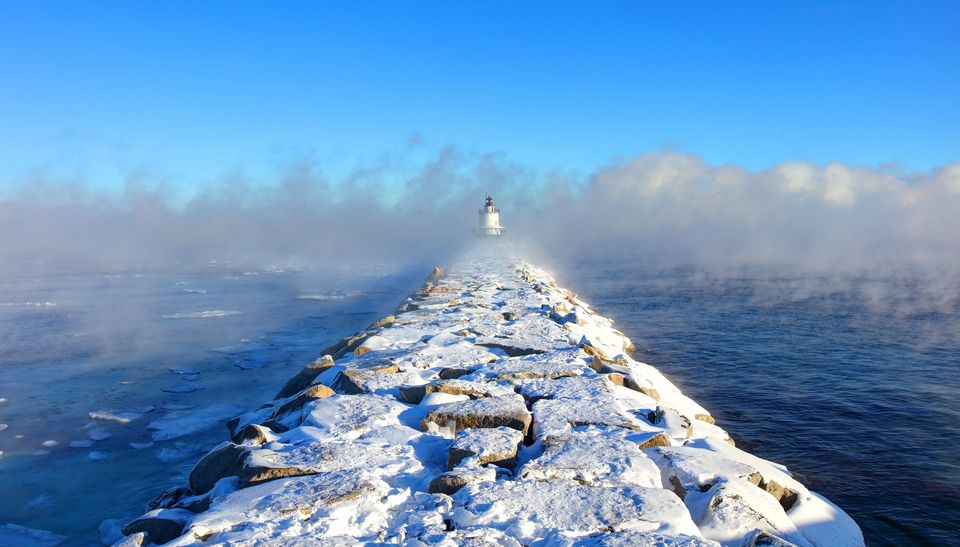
[561,258,960,546]
[2,255,957,546]
[0,262,427,545]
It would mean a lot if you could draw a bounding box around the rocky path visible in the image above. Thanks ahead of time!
[111,247,863,546]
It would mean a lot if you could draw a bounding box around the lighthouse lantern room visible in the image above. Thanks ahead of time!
[474,195,505,236]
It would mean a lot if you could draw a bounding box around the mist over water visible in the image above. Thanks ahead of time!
[1,148,958,544]
[3,149,959,280]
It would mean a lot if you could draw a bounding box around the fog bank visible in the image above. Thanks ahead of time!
[2,148,958,280]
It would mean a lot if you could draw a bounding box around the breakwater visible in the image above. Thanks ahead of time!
[110,250,863,546]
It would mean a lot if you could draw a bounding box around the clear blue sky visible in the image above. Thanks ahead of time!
[1,1,957,193]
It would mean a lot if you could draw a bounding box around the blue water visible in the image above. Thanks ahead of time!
[0,262,426,545]
[2,256,958,545]
[562,258,960,546]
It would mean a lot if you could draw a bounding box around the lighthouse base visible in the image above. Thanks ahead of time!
[473,227,505,237]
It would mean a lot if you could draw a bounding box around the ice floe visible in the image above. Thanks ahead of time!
[0,523,67,546]
[148,404,243,441]
[161,310,241,319]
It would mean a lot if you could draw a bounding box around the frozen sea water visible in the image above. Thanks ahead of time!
[0,261,426,544]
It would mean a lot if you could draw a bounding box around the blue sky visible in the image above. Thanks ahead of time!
[0,1,957,194]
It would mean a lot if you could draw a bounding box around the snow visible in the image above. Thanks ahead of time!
[449,426,523,468]
[297,394,408,439]
[519,428,662,487]
[532,396,646,437]
[451,480,702,543]
[112,248,863,546]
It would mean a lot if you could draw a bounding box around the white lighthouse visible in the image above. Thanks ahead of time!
[473,195,505,236]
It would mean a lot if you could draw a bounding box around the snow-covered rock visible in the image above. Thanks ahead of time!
[519,427,662,487]
[451,480,702,543]
[420,394,532,434]
[448,426,523,469]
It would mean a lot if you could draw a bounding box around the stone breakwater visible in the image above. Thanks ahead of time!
[113,251,864,546]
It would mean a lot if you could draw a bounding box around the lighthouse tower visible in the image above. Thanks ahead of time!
[474,195,505,236]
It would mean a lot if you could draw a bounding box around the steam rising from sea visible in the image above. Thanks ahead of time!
[3,147,957,313]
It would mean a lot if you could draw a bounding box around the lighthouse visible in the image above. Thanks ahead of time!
[474,195,505,236]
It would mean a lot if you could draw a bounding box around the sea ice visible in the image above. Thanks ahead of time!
[161,310,241,319]
[148,403,243,441]
[24,494,55,510]
[0,523,67,547]
[85,427,111,441]
[161,385,204,393]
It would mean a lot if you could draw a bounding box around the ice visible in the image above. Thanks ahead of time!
[161,310,241,319]
[89,409,150,424]
[160,403,195,411]
[147,403,243,441]
[161,385,204,393]
[0,524,67,546]
[25,494,55,510]
[156,442,205,462]
[98,518,126,545]
[296,290,365,301]
[85,427,111,441]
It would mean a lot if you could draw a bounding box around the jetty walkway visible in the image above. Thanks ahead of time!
[114,247,863,546]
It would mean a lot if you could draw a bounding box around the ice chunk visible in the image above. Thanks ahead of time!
[148,403,243,441]
[161,385,204,393]
[0,524,68,547]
